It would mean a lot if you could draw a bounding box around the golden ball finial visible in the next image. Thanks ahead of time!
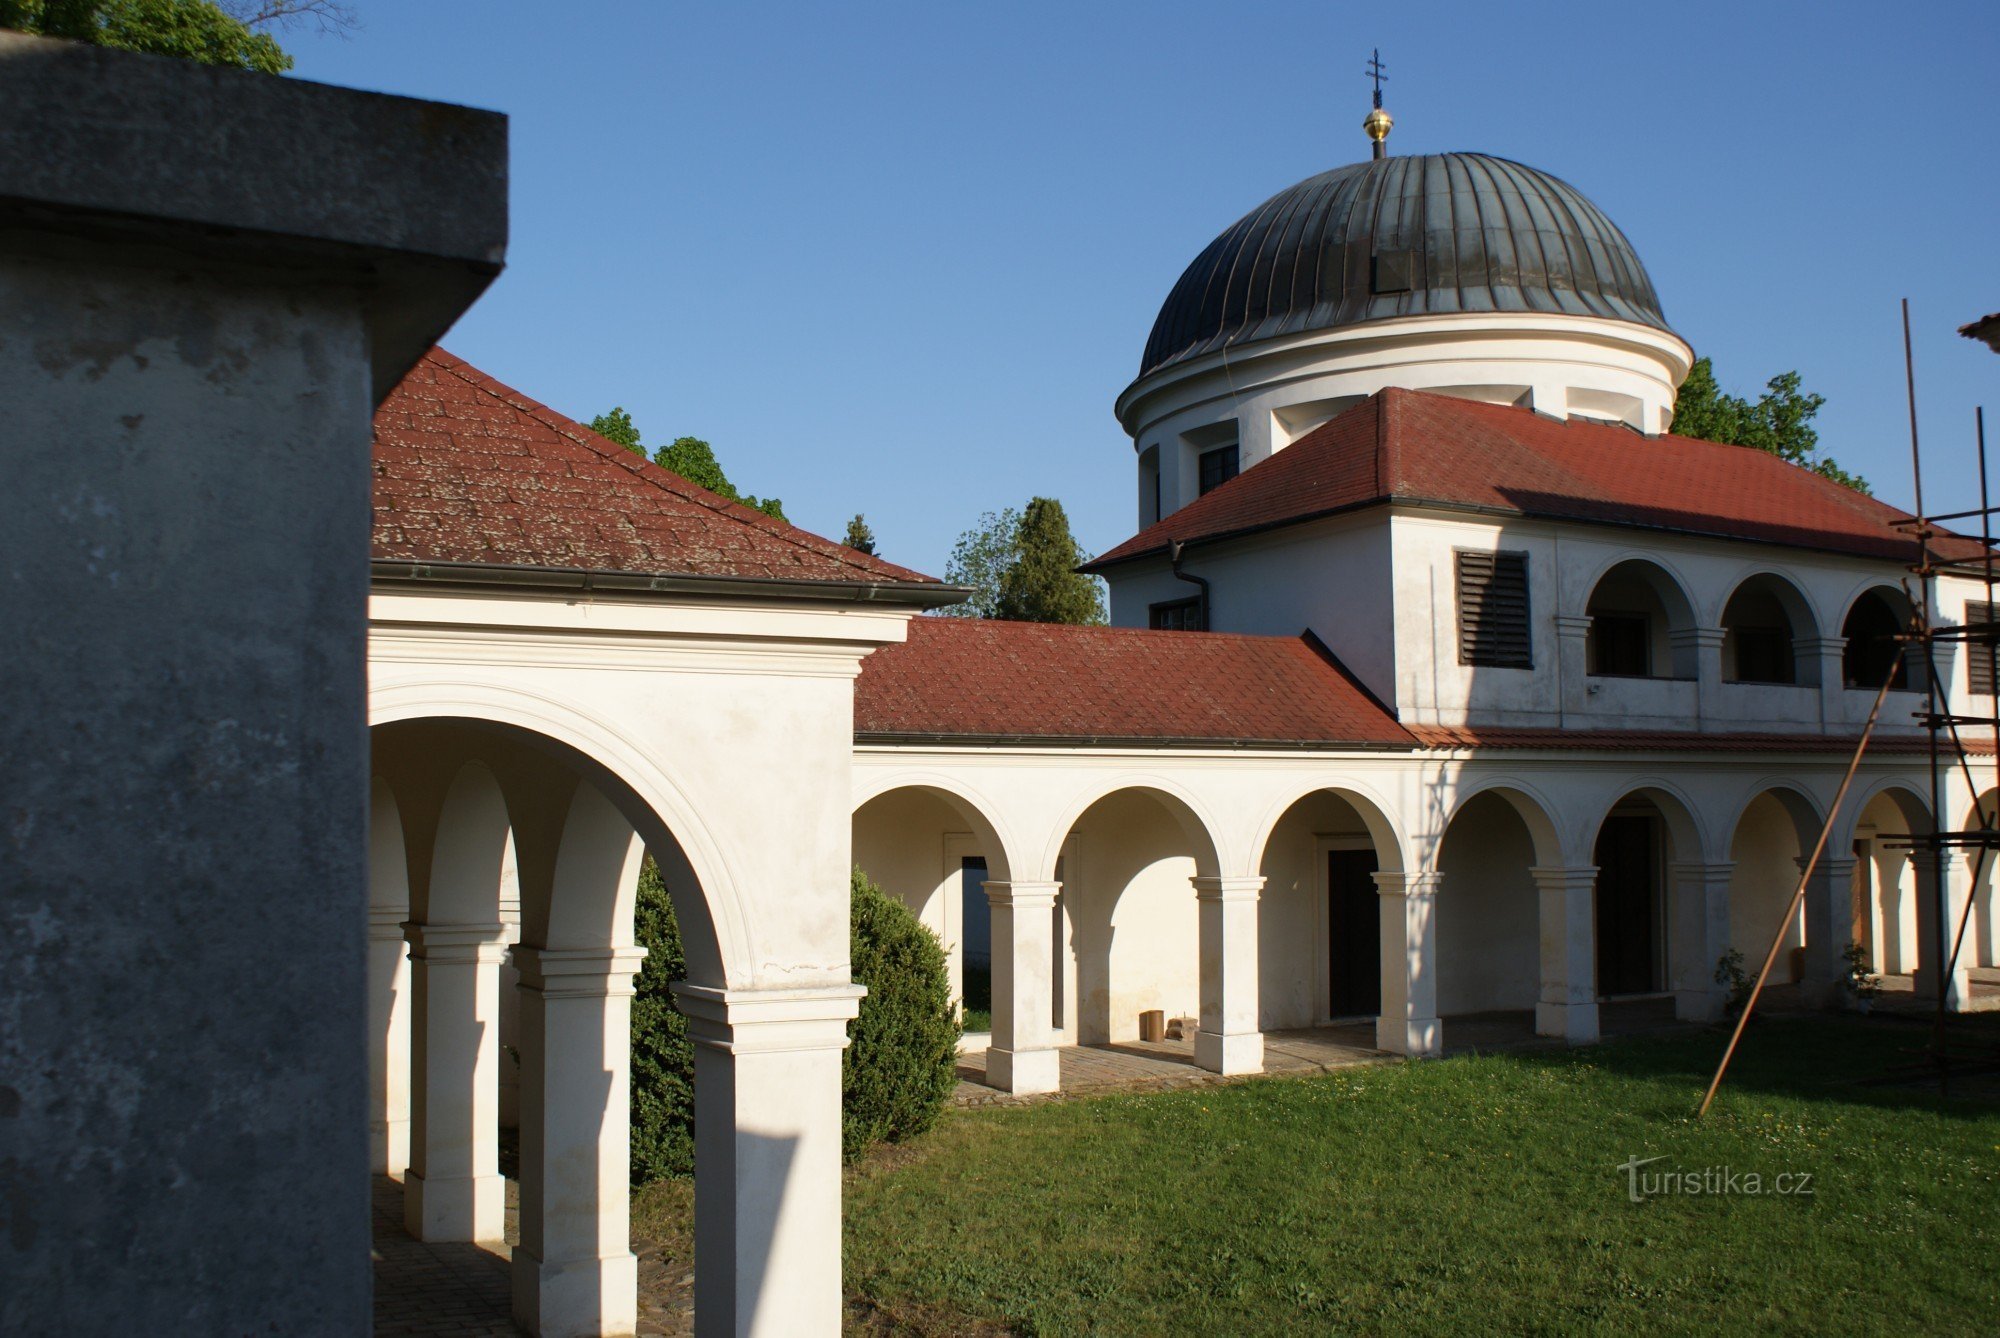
[1363,106,1393,157]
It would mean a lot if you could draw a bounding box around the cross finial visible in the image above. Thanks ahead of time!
[1366,48,1388,109]
[1362,49,1393,159]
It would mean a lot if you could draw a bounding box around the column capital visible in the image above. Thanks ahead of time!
[1555,613,1594,638]
[1668,860,1736,883]
[982,879,1059,909]
[404,921,510,962]
[1529,865,1599,892]
[1797,853,1860,877]
[514,946,647,998]
[369,905,410,939]
[1373,870,1443,896]
[1670,626,1727,650]
[671,983,865,1056]
[1794,636,1848,656]
[1191,875,1264,902]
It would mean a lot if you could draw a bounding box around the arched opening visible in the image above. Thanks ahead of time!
[852,784,1017,1043]
[1586,788,1701,1000]
[370,715,732,1336]
[1965,791,2000,972]
[1435,787,1557,1020]
[1721,573,1817,684]
[1842,586,1925,691]
[1727,787,1821,986]
[1058,786,1220,1050]
[1585,559,1696,679]
[1254,788,1404,1029]
[1848,785,1937,994]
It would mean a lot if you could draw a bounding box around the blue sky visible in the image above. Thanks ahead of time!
[291,1,2000,578]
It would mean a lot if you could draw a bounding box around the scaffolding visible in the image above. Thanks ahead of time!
[1700,305,1995,1114]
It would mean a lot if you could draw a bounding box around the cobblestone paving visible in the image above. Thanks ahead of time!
[371,1176,519,1337]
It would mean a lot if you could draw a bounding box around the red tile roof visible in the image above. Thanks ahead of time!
[372,349,941,589]
[1090,389,1974,568]
[853,617,1413,747]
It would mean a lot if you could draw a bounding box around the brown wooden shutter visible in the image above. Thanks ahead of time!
[1457,549,1533,668]
[1968,601,1998,696]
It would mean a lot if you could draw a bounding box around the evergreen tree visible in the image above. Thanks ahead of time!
[843,514,878,556]
[588,406,644,457]
[995,496,1106,625]
[1672,357,1868,494]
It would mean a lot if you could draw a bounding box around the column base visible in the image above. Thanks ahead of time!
[1194,1029,1264,1076]
[372,1117,410,1178]
[513,1248,639,1338]
[1375,1016,1441,1057]
[404,1168,506,1244]
[1535,1000,1600,1045]
[1673,989,1724,1024]
[985,1045,1060,1094]
[1912,968,1971,1013]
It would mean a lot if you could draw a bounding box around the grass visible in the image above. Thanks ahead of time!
[835,1014,2000,1335]
[960,1009,992,1034]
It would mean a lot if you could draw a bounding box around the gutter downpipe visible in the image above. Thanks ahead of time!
[1168,538,1210,631]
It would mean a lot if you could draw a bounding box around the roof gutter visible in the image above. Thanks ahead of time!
[371,557,972,610]
[854,731,1415,752]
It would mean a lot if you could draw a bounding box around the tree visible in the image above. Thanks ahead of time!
[996,496,1106,624]
[588,406,644,457]
[629,857,693,1183]
[939,506,1020,619]
[843,514,877,556]
[0,0,352,72]
[1672,356,1869,494]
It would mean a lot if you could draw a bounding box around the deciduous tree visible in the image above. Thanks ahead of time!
[1672,357,1867,494]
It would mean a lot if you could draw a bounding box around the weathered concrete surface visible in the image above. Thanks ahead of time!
[0,34,505,1333]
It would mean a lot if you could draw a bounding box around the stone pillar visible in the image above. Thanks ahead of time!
[1532,867,1600,1043]
[1556,614,1592,719]
[1374,871,1443,1056]
[983,880,1062,1094]
[0,32,503,1331]
[368,906,413,1177]
[512,947,647,1338]
[674,983,865,1338]
[1798,855,1860,1005]
[1667,862,1733,1021]
[1910,852,1973,1010]
[1871,843,1910,973]
[1192,876,1264,1075]
[403,921,510,1243]
[1674,627,1726,724]
[1798,636,1845,721]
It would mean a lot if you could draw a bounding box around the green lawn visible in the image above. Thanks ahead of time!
[837,1015,2000,1335]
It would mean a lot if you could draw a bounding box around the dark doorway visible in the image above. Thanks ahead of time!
[1327,848,1382,1017]
[1594,816,1660,996]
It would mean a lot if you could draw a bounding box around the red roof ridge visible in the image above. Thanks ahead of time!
[423,348,937,586]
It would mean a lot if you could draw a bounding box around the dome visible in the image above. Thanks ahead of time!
[1139,153,1673,380]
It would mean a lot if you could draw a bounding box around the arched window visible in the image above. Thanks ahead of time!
[1842,587,1921,690]
[1721,574,1816,685]
[1585,559,1696,678]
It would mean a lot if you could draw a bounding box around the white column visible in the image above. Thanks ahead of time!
[402,921,509,1243]
[1667,862,1733,1022]
[1374,871,1442,1056]
[512,946,647,1338]
[1871,844,1909,973]
[673,983,865,1338]
[1532,867,1599,1044]
[1556,614,1591,720]
[1674,627,1725,725]
[1799,854,1860,1005]
[368,906,412,1177]
[1192,875,1264,1075]
[983,880,1061,1094]
[1910,851,1973,1010]
[1798,636,1844,721]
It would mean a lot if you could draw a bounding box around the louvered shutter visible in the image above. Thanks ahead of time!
[1969,601,1998,696]
[1457,549,1533,668]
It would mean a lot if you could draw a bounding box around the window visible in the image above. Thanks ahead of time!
[1589,612,1650,677]
[1969,600,1998,696]
[1198,444,1239,495]
[1731,626,1794,684]
[1456,549,1532,668]
[1150,597,1202,632]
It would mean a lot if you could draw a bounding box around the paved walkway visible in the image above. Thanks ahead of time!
[371,1176,518,1337]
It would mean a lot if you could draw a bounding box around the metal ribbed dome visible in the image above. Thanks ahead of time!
[1139,153,1672,379]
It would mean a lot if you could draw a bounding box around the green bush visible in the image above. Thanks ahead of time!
[626,862,959,1181]
[843,866,960,1161]
[629,858,694,1183]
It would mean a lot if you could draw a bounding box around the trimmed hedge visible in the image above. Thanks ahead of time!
[843,867,960,1160]
[628,861,958,1182]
